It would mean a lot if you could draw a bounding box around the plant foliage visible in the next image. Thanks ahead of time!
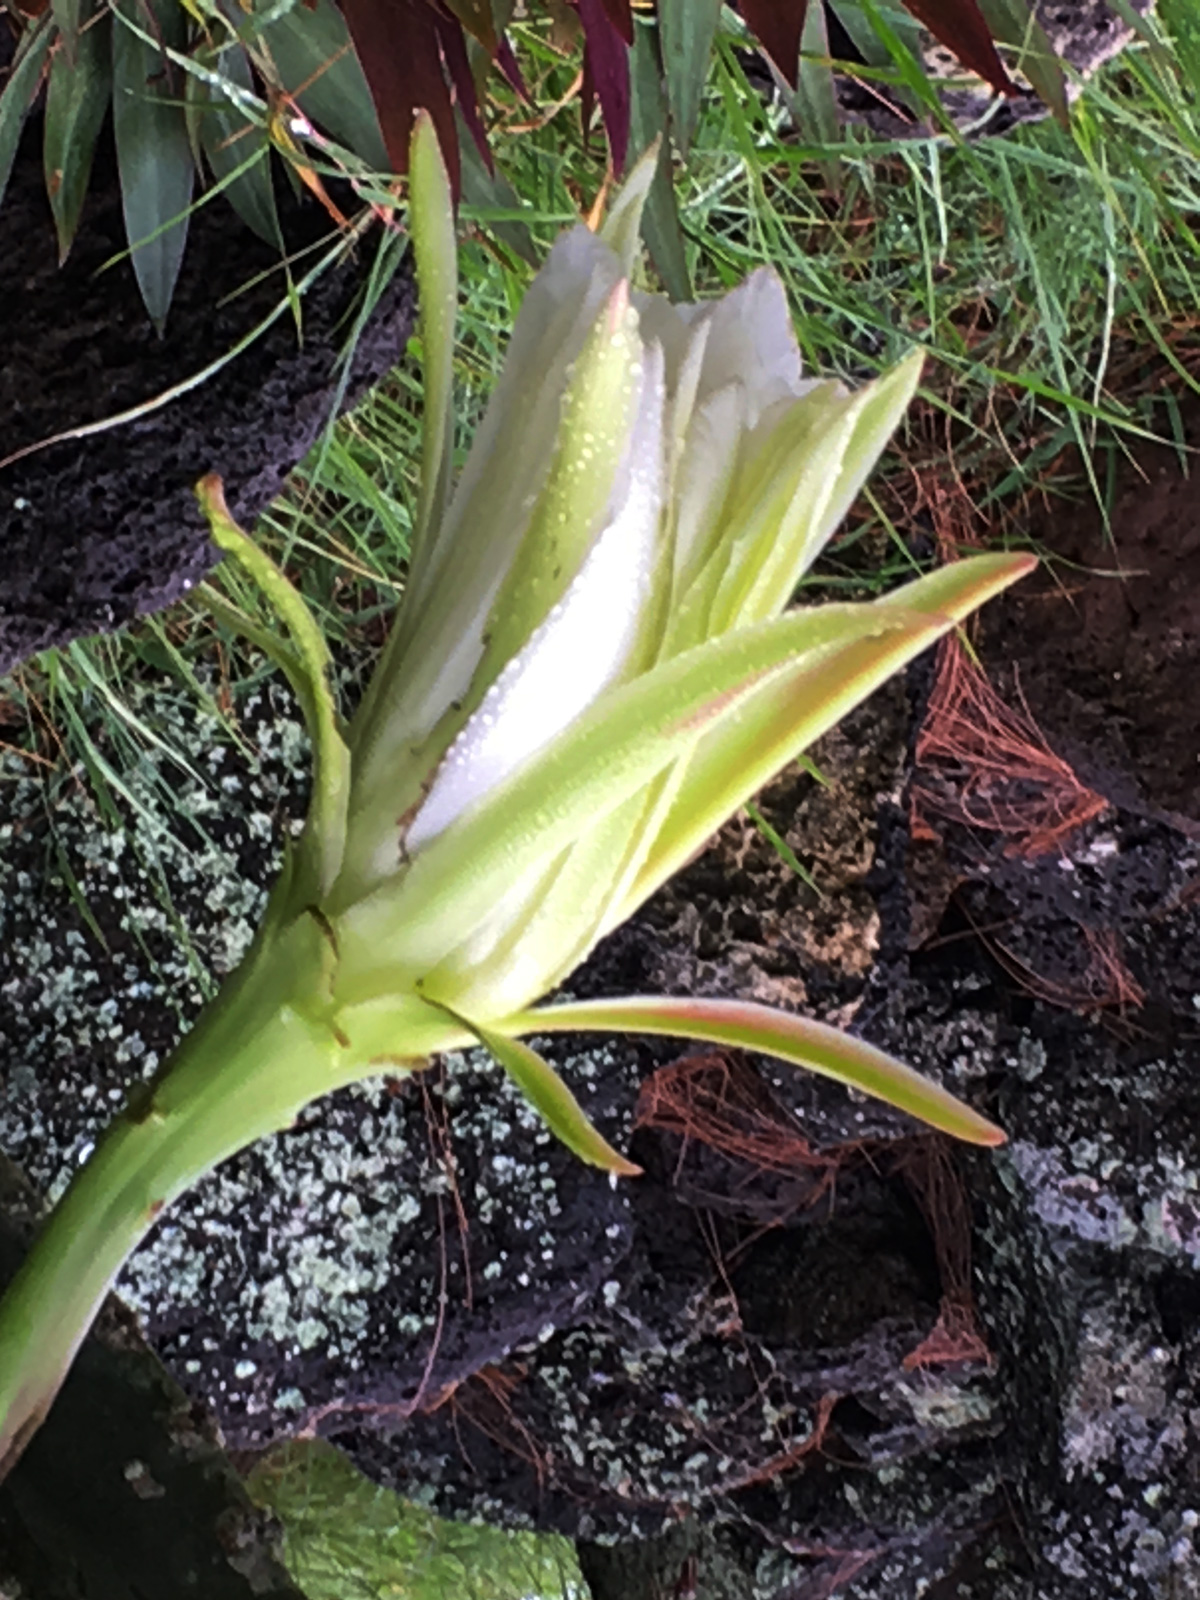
[0,0,1063,325]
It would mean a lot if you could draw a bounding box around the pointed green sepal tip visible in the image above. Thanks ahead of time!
[599,141,660,276]
[433,1002,641,1177]
[408,109,458,556]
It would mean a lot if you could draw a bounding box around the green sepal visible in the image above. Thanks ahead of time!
[625,552,1035,920]
[196,475,350,899]
[438,1006,642,1176]
[335,598,950,983]
[408,110,459,572]
[498,994,1006,1146]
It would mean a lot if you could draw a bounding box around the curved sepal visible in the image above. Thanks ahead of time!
[445,1009,642,1176]
[409,109,458,569]
[196,475,350,898]
[501,995,1006,1146]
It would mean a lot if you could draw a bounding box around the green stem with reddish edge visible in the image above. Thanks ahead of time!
[496,996,1007,1147]
[0,911,460,1484]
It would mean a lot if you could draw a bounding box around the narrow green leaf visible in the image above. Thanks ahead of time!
[851,0,957,131]
[658,0,722,155]
[196,475,351,897]
[43,11,112,262]
[193,42,283,248]
[51,0,84,61]
[831,0,924,67]
[451,1012,641,1176]
[828,1,925,118]
[793,0,842,188]
[249,0,389,171]
[501,995,1006,1146]
[112,0,195,329]
[975,0,1068,127]
[628,16,690,301]
[409,110,458,563]
[458,113,538,266]
[0,14,54,210]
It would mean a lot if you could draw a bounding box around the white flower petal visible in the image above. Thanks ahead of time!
[363,229,627,762]
[408,344,666,852]
[694,267,811,423]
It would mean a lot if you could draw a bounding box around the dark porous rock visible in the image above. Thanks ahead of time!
[0,1155,304,1600]
[0,96,412,675]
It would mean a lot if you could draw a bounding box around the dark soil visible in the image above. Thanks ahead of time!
[982,401,1200,827]
[0,92,412,674]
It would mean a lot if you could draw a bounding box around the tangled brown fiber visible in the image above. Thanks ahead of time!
[911,633,1108,861]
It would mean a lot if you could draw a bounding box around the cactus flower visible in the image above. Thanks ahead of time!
[0,116,1034,1476]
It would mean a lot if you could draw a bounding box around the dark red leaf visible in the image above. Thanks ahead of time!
[340,0,461,191]
[901,0,1018,97]
[596,0,633,47]
[434,3,493,173]
[495,33,530,102]
[574,0,630,171]
[738,0,809,86]
[580,54,596,155]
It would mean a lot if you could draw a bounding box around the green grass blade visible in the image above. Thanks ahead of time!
[658,0,723,156]
[791,1,843,191]
[977,0,1068,127]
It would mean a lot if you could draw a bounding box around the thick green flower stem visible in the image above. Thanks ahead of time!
[0,913,457,1483]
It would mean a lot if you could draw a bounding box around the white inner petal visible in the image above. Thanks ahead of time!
[407,345,667,853]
